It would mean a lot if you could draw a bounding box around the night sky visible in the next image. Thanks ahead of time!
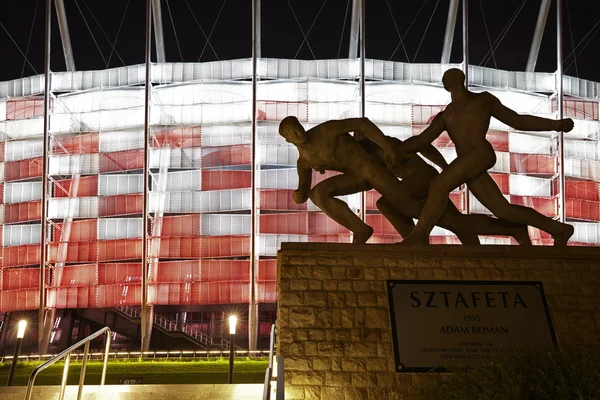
[0,0,599,83]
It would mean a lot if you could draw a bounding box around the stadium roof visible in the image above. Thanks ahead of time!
[1,0,599,83]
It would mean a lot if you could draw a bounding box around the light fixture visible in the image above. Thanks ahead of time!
[228,315,237,335]
[17,320,27,339]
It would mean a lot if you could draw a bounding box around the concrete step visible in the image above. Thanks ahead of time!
[3,384,264,399]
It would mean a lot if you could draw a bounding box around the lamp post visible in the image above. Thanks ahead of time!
[228,315,237,384]
[7,320,27,386]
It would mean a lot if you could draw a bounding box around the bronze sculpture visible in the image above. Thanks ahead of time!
[279,116,531,244]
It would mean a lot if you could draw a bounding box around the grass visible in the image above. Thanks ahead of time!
[0,358,268,386]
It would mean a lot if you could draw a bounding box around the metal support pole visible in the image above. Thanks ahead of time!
[249,0,258,352]
[151,0,166,63]
[54,0,75,71]
[39,0,52,354]
[526,0,551,72]
[256,0,261,57]
[141,0,152,354]
[228,333,235,383]
[441,0,460,64]
[359,0,367,222]
[6,337,23,386]
[349,0,360,58]
[557,0,565,222]
[462,0,470,215]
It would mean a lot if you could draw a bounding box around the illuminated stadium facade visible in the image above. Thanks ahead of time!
[0,1,599,355]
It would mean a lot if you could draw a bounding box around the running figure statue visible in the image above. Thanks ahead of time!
[397,68,574,245]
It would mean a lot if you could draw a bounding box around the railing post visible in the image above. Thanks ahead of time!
[59,353,71,400]
[76,341,90,400]
[101,330,111,386]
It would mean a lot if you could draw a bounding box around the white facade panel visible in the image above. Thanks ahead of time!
[47,197,99,219]
[201,124,251,147]
[4,181,42,203]
[509,175,553,197]
[99,131,144,152]
[260,144,299,166]
[259,234,308,256]
[149,148,202,169]
[99,175,143,196]
[48,154,99,175]
[148,189,251,213]
[509,133,553,155]
[150,170,201,192]
[571,222,600,244]
[98,218,143,240]
[5,140,43,161]
[200,214,251,236]
[5,118,43,139]
[2,224,41,247]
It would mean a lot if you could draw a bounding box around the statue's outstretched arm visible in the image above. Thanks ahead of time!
[487,93,574,132]
[420,144,449,170]
[401,113,445,153]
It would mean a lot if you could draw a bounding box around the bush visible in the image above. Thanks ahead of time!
[416,348,600,400]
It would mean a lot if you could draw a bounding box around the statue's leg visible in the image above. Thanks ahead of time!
[467,173,574,245]
[375,197,415,238]
[309,174,373,244]
[398,152,493,245]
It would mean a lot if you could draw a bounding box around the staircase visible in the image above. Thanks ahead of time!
[114,306,233,350]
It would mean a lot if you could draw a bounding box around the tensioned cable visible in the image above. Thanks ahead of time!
[21,0,39,77]
[389,0,430,61]
[565,0,578,77]
[412,0,441,62]
[480,0,528,66]
[73,0,108,66]
[564,20,600,74]
[385,0,410,62]
[184,0,220,60]
[336,0,351,59]
[198,0,227,62]
[0,22,38,74]
[563,17,600,70]
[166,0,184,62]
[477,0,497,68]
[286,0,317,59]
[107,0,131,67]
[82,0,126,67]
[293,0,328,59]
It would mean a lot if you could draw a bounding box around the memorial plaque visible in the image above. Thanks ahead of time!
[387,280,557,372]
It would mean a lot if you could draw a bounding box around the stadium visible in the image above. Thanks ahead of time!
[0,0,598,356]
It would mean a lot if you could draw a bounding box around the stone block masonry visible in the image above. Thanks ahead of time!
[276,243,600,400]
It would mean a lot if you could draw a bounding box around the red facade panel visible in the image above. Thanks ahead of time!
[563,179,600,202]
[153,215,201,237]
[0,288,40,312]
[100,150,144,173]
[0,244,40,268]
[3,200,41,223]
[53,133,99,155]
[53,176,98,198]
[150,282,250,305]
[98,194,143,216]
[510,153,556,175]
[510,195,557,218]
[552,98,599,121]
[4,157,43,181]
[48,284,142,308]
[256,282,277,303]
[566,198,600,222]
[1,267,39,290]
[52,219,98,243]
[152,236,251,258]
[6,97,52,120]
[202,170,251,190]
[47,239,142,263]
[154,260,249,283]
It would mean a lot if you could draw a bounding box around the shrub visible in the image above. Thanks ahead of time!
[416,348,600,400]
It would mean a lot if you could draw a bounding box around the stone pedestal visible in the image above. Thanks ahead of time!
[276,244,600,400]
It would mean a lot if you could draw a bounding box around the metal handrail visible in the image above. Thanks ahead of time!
[25,326,112,400]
